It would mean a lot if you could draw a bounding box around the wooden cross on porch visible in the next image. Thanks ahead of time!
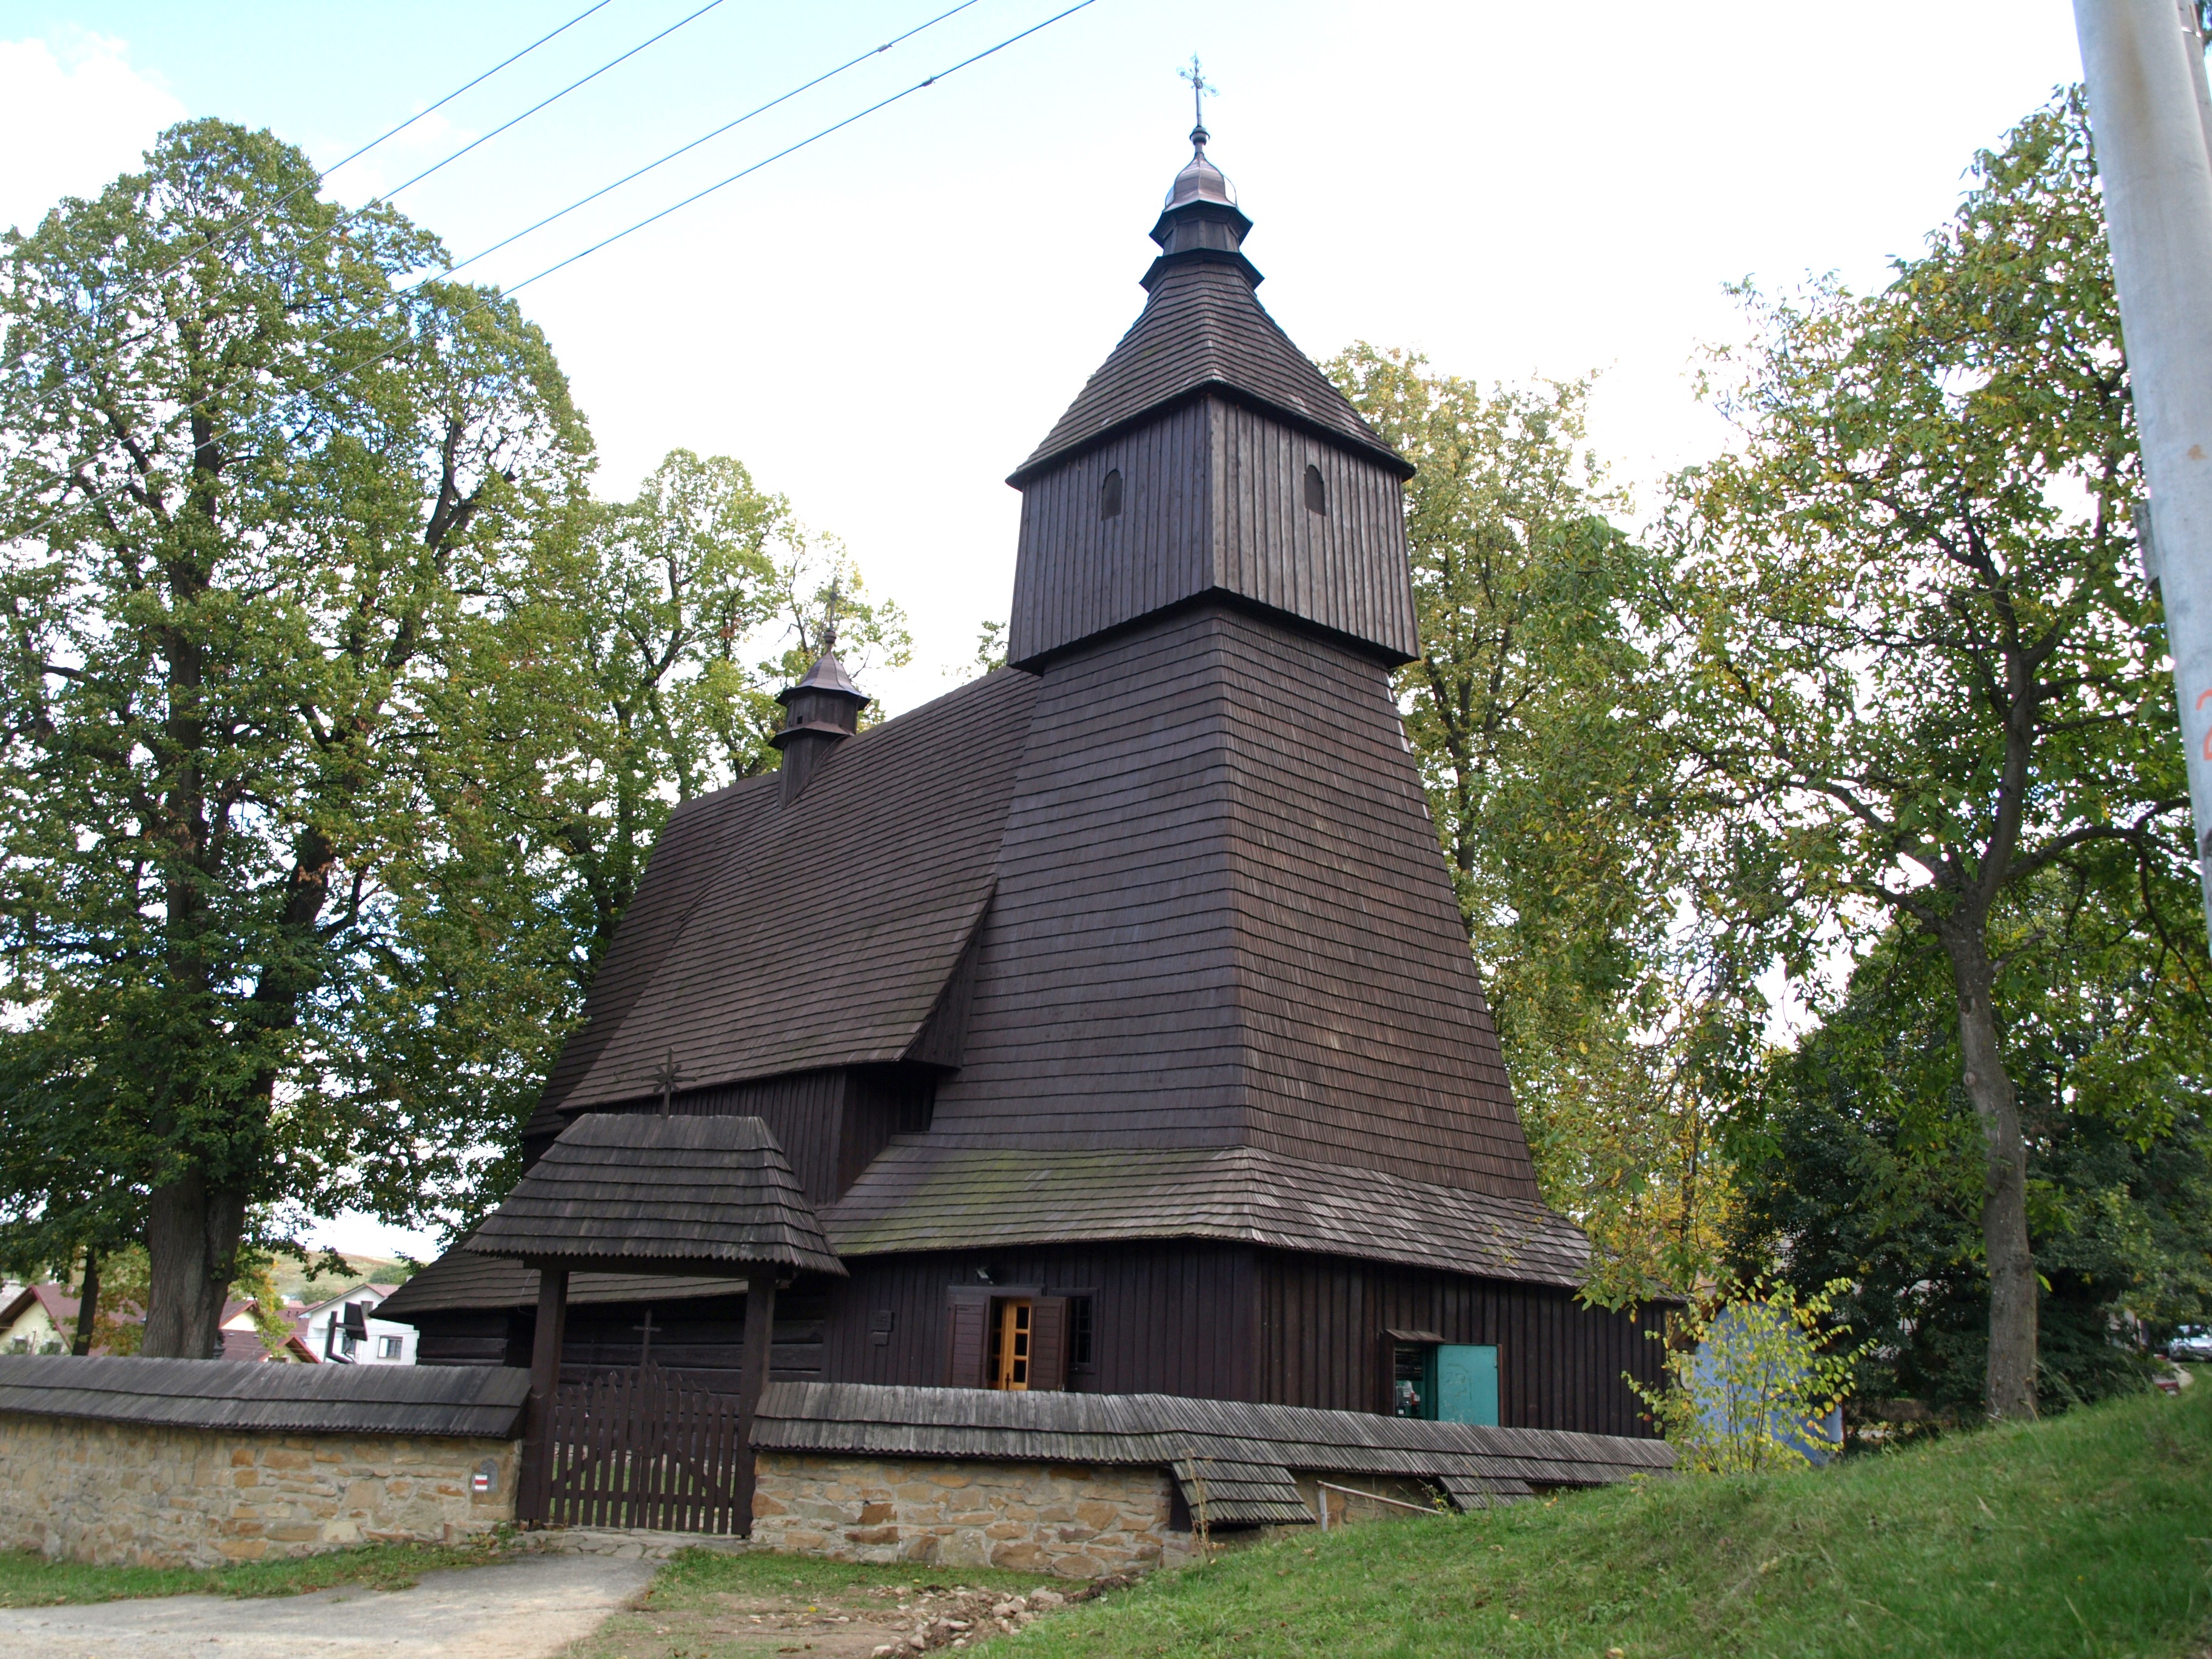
[632,1306,657,1368]
[651,1049,683,1118]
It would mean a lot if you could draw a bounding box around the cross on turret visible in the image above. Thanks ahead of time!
[1179,54,1215,150]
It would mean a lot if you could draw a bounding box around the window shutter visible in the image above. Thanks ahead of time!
[1028,1296,1070,1392]
[945,1289,991,1388]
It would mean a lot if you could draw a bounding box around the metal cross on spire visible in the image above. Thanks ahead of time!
[819,578,843,657]
[1179,54,1215,150]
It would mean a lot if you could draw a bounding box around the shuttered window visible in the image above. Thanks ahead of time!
[944,1287,1070,1391]
[945,1289,991,1388]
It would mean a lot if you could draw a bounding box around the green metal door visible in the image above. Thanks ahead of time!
[1435,1344,1499,1425]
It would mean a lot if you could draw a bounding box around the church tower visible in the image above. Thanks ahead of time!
[922,124,1540,1201]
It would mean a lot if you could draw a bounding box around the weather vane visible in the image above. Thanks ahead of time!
[1179,54,1215,150]
[820,577,843,657]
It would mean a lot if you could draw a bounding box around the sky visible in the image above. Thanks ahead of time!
[2,1,2090,1256]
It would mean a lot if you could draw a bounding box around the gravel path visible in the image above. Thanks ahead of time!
[0,1552,655,1659]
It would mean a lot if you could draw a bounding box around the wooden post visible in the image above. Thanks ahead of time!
[518,1266,569,1527]
[734,1273,778,1535]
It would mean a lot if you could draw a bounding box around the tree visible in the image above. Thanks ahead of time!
[1646,93,2203,1416]
[1735,900,2212,1417]
[335,451,911,1233]
[0,120,588,1355]
[1627,1279,1863,1473]
[1329,345,1730,1304]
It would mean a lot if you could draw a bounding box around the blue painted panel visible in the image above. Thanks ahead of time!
[1435,1344,1498,1426]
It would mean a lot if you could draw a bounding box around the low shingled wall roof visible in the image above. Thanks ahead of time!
[0,1354,529,1440]
[754,1381,1671,1526]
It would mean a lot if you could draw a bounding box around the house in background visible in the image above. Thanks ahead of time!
[217,1301,318,1363]
[295,1285,414,1364]
[1,1285,77,1355]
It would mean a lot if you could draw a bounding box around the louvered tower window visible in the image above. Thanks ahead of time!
[1101,468,1124,520]
[1304,463,1327,514]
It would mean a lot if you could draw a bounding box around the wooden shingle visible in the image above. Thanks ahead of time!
[825,1141,1586,1288]
[464,1114,844,1278]
[0,1354,529,1439]
[1010,261,1407,486]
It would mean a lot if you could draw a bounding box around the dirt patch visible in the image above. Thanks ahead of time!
[569,1574,1074,1658]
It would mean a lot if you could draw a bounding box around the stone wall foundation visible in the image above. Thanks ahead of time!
[751,1451,1195,1578]
[0,1412,518,1568]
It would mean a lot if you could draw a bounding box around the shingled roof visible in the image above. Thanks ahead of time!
[376,1250,745,1322]
[464,1114,844,1278]
[1010,260,1407,486]
[754,1382,1670,1526]
[532,668,1037,1129]
[0,1354,529,1439]
[824,1141,1587,1288]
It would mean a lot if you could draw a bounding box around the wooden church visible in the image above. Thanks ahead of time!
[383,121,1661,1441]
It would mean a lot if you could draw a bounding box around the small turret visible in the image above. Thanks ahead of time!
[771,642,868,805]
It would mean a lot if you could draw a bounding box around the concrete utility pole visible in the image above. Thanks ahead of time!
[2074,0,2212,947]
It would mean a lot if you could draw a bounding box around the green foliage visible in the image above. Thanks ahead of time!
[971,617,1008,675]
[0,118,589,1340]
[1643,90,2205,1412]
[0,121,913,1292]
[987,1382,2212,1658]
[1736,918,2212,1416]
[333,447,908,1233]
[1327,344,1726,1304]
[1629,1281,1863,1475]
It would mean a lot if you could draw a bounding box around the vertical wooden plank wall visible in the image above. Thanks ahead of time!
[1008,401,1211,664]
[1007,398,1418,667]
[1256,1252,1663,1438]
[1214,400,1418,661]
[808,1244,1657,1437]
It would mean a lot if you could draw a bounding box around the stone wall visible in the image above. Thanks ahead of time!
[752,1450,1194,1577]
[0,1410,518,1567]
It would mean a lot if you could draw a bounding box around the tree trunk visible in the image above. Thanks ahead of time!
[1939,922,2038,1419]
[141,1172,247,1359]
[70,1249,100,1356]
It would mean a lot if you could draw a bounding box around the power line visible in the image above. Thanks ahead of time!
[371,0,734,209]
[429,0,982,286]
[126,0,617,293]
[9,0,1105,549]
[488,0,1101,302]
[323,0,618,183]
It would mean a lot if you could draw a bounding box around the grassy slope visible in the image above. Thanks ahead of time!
[0,1539,514,1607]
[985,1380,2212,1659]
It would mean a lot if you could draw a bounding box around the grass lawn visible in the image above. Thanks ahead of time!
[559,1549,1062,1658]
[972,1375,2212,1658]
[0,1535,518,1606]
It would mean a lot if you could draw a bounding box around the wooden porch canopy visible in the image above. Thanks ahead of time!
[461,1112,844,1279]
[461,1112,842,1533]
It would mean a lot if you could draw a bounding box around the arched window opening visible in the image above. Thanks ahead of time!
[1304,463,1327,514]
[1100,468,1124,520]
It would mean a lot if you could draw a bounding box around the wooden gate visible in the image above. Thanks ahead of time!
[523,1363,748,1532]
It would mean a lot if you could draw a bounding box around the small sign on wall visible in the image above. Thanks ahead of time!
[472,1459,498,1495]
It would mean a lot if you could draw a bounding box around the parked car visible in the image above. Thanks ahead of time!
[2167,1326,2212,1362]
